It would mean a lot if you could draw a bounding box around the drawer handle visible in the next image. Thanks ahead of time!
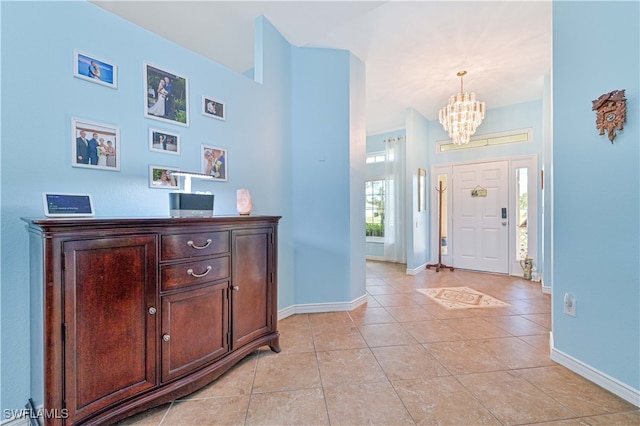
[187,239,212,250]
[187,266,212,278]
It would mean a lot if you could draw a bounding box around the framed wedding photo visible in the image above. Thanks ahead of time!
[144,62,189,127]
[72,118,120,171]
[202,96,225,121]
[73,50,117,88]
[201,145,227,181]
[149,165,182,189]
[149,128,180,155]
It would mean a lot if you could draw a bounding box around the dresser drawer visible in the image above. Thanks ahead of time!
[161,231,229,261]
[161,256,230,291]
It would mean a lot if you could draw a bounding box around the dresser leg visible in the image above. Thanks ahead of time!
[269,333,281,353]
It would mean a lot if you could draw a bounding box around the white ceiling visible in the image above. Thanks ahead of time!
[93,1,552,135]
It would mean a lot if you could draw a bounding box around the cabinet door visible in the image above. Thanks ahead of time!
[63,236,157,424]
[161,282,229,382]
[231,227,274,349]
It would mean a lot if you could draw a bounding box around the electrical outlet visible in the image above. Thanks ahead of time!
[563,292,576,317]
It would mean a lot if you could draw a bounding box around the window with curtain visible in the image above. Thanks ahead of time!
[365,179,385,238]
[384,136,406,263]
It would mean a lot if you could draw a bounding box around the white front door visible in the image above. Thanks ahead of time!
[452,161,509,273]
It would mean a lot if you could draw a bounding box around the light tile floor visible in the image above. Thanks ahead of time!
[118,261,639,425]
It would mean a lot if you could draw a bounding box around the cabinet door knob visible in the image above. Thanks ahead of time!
[148,307,157,315]
[187,266,212,278]
[232,286,240,292]
[162,334,171,342]
[187,239,212,250]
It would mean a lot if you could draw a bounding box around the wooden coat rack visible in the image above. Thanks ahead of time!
[426,181,454,272]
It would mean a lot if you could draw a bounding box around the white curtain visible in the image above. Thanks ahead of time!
[384,136,406,263]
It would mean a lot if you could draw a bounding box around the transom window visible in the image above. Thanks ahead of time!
[366,152,386,164]
[437,129,532,152]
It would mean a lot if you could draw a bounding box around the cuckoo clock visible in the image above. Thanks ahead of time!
[592,89,627,143]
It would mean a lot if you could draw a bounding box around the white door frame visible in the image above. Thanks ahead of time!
[430,155,539,276]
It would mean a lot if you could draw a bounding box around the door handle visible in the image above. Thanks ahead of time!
[502,221,507,226]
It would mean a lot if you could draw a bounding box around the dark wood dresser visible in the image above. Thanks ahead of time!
[24,216,281,425]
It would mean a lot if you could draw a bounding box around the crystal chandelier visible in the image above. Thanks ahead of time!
[438,70,486,145]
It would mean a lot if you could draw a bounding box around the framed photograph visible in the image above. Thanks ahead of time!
[72,118,120,171]
[144,62,189,127]
[202,96,225,121]
[149,128,180,155]
[149,165,181,189]
[74,50,117,88]
[201,145,227,181]
[418,168,427,212]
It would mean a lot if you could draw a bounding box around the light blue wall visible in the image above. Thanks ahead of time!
[366,242,384,258]
[290,46,366,305]
[405,109,430,270]
[366,131,394,154]
[0,1,291,412]
[0,1,364,414]
[253,15,295,312]
[552,0,639,392]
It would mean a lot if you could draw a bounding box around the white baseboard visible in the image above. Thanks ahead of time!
[365,255,386,261]
[406,263,426,275]
[278,294,368,321]
[540,275,551,294]
[550,336,640,407]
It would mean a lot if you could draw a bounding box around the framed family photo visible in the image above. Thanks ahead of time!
[74,50,117,88]
[202,96,225,121]
[72,118,120,171]
[149,128,180,155]
[149,165,182,189]
[144,62,189,127]
[201,145,227,181]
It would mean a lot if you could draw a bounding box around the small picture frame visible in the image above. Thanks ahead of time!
[201,145,227,181]
[149,165,181,189]
[144,62,189,127]
[149,128,180,155]
[418,168,427,211]
[73,50,117,88]
[202,96,225,121]
[72,118,120,171]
